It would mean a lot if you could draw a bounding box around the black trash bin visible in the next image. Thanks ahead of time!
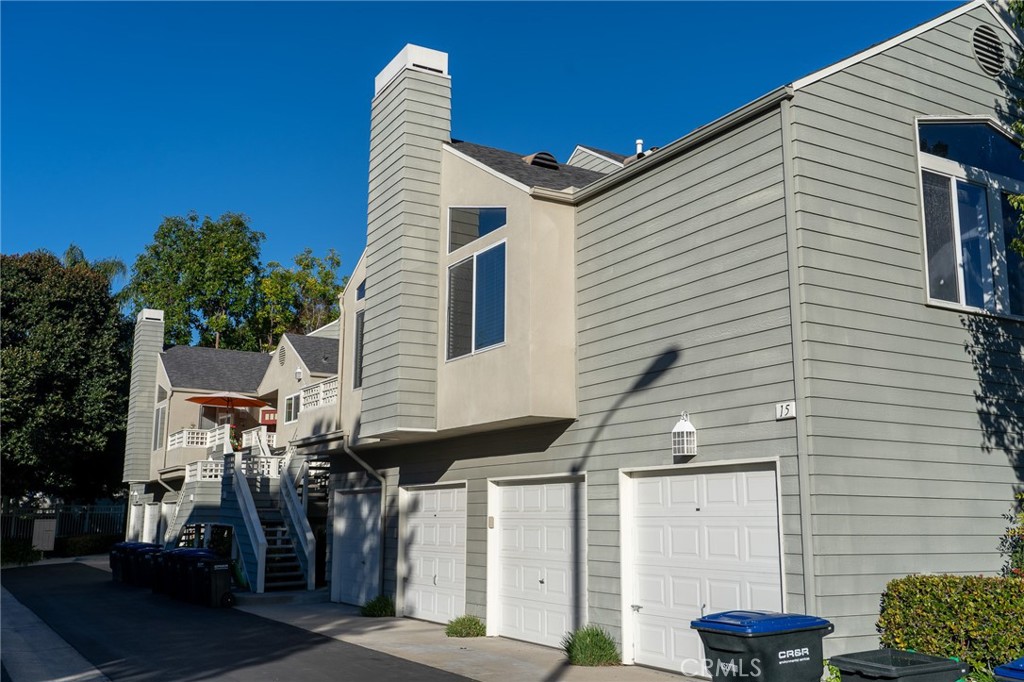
[190,556,235,607]
[829,649,969,682]
[135,547,166,589]
[111,542,158,585]
[690,610,833,682]
[172,549,215,602]
[128,546,164,587]
[994,657,1024,682]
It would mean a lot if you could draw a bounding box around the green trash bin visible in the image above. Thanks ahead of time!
[829,649,969,681]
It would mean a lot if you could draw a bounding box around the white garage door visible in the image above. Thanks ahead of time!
[332,489,381,606]
[403,485,467,624]
[630,468,782,672]
[498,480,583,648]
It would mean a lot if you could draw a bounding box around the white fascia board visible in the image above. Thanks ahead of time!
[569,145,624,168]
[443,144,532,193]
[793,0,1016,91]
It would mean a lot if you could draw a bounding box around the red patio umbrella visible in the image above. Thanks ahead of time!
[185,391,268,410]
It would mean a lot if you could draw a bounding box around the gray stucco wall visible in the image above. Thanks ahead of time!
[787,5,1024,652]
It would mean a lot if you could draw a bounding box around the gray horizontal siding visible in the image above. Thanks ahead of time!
[361,68,450,437]
[566,148,622,175]
[791,9,1023,653]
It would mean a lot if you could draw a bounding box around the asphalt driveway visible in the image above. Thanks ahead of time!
[2,563,471,682]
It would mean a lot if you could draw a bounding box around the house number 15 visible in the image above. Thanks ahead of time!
[775,401,796,420]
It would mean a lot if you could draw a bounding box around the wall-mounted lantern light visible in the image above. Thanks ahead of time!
[294,367,303,382]
[672,412,697,458]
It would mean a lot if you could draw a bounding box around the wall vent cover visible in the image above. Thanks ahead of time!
[278,345,286,366]
[972,25,1004,77]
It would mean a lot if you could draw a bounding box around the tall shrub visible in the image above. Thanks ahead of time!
[877,574,1024,674]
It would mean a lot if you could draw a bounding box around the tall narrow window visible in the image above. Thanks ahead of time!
[447,242,506,359]
[152,405,166,451]
[353,310,365,389]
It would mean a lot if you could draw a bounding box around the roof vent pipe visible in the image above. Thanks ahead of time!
[635,139,644,156]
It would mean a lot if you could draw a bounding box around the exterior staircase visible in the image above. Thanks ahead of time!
[250,483,306,591]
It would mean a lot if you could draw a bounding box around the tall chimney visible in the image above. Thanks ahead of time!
[123,309,164,484]
[360,45,451,437]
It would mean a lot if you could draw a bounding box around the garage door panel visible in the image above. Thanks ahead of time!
[404,486,467,624]
[498,480,583,649]
[631,469,782,672]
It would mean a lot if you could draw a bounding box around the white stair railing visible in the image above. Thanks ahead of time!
[229,453,267,593]
[279,453,316,590]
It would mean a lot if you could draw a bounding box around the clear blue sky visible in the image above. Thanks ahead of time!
[2,1,955,291]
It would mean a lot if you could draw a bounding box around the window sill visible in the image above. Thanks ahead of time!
[445,341,507,364]
[925,299,1024,323]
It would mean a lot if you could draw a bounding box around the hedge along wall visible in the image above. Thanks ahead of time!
[877,575,1024,673]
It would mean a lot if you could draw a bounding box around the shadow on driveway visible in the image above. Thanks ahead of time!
[2,563,470,682]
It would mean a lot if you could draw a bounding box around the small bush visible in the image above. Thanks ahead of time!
[561,625,620,666]
[360,594,395,617]
[999,492,1024,577]
[445,614,486,637]
[877,574,1024,675]
[822,661,841,682]
[1,538,42,566]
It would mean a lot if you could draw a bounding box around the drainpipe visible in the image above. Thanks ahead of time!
[343,436,387,598]
[337,294,387,597]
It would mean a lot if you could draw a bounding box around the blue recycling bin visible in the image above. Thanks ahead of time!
[829,649,969,681]
[691,610,834,682]
[995,657,1024,682]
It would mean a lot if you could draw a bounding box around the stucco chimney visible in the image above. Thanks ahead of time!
[360,45,451,437]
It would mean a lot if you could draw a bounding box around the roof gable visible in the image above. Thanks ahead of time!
[284,333,338,376]
[792,0,1020,90]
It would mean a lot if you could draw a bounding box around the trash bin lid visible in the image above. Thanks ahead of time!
[690,610,832,635]
[995,658,1024,680]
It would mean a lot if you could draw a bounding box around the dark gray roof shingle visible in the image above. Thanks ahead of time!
[451,140,606,191]
[577,145,628,163]
[161,346,270,393]
[286,334,338,376]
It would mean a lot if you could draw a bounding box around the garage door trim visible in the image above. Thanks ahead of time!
[618,457,785,669]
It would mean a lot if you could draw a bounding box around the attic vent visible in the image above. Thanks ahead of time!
[972,25,1004,77]
[278,345,286,366]
[524,151,559,170]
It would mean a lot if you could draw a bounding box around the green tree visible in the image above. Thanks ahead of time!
[258,248,346,349]
[125,211,265,349]
[1,250,131,502]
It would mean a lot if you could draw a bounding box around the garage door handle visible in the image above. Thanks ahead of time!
[539,578,545,584]
[433,575,438,586]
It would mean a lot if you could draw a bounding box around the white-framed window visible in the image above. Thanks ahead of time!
[283,393,301,423]
[448,207,507,253]
[918,119,1024,317]
[447,240,506,360]
[152,404,167,451]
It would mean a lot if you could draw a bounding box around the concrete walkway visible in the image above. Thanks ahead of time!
[2,556,695,682]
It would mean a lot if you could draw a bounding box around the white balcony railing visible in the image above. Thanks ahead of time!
[301,376,339,411]
[184,460,224,482]
[167,429,210,450]
[241,426,277,450]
